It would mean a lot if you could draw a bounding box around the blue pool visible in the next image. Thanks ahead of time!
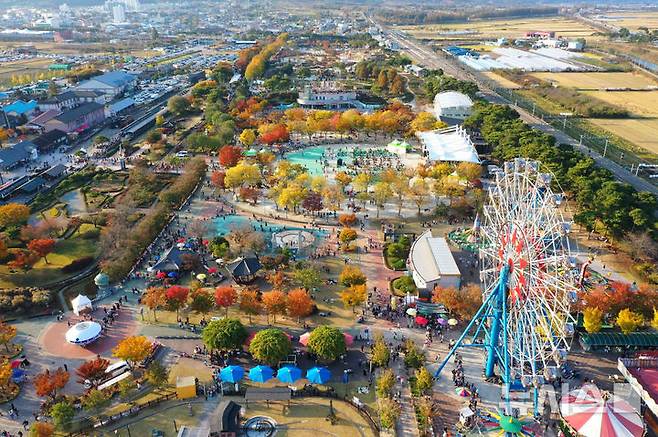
[285,146,357,176]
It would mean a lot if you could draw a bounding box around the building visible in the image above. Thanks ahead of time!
[416,125,480,164]
[567,40,585,51]
[43,102,105,133]
[525,31,555,39]
[618,354,658,434]
[26,110,61,130]
[39,90,105,111]
[76,71,136,99]
[112,3,126,24]
[32,129,68,152]
[297,83,359,109]
[105,97,135,117]
[407,230,461,291]
[433,91,473,121]
[0,141,37,170]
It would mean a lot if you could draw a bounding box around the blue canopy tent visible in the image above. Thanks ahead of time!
[277,365,302,384]
[249,365,274,383]
[306,367,331,384]
[219,365,244,383]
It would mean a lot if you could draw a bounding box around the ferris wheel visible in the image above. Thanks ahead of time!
[436,158,579,414]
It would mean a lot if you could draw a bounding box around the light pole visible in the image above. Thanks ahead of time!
[603,138,608,157]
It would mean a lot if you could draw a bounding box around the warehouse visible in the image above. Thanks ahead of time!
[433,91,473,121]
[407,230,461,291]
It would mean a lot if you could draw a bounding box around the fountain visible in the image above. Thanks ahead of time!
[244,416,277,437]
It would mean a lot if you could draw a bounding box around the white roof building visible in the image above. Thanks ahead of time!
[416,125,480,164]
[407,230,461,291]
[434,91,473,120]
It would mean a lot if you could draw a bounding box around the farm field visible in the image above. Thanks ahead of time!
[588,118,658,155]
[592,11,658,30]
[482,71,522,88]
[530,72,658,89]
[582,90,658,117]
[396,16,602,41]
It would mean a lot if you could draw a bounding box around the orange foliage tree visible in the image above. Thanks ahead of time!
[0,360,11,388]
[210,171,226,189]
[432,285,482,320]
[239,288,263,323]
[34,367,70,400]
[286,288,314,322]
[165,285,189,316]
[0,320,17,353]
[214,285,238,316]
[219,145,242,168]
[27,238,56,263]
[75,357,110,387]
[113,336,152,367]
[338,213,357,228]
[262,290,287,324]
[30,422,55,437]
[142,286,167,321]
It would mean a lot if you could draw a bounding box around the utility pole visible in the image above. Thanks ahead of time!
[579,134,583,146]
[603,138,608,157]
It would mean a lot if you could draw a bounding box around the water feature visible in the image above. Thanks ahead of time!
[244,416,277,437]
[61,189,88,216]
[285,146,327,175]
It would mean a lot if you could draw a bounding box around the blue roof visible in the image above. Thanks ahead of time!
[2,100,37,115]
[91,71,135,88]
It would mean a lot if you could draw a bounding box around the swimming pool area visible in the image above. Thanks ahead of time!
[211,214,328,255]
[285,146,328,175]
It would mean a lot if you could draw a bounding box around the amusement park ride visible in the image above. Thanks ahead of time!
[435,159,580,428]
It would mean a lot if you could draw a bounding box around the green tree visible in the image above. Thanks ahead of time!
[403,339,425,369]
[292,266,322,291]
[82,389,111,412]
[376,368,395,398]
[189,288,215,315]
[371,334,390,368]
[308,326,346,361]
[248,328,292,366]
[202,318,248,351]
[168,95,191,116]
[146,360,169,388]
[50,401,75,431]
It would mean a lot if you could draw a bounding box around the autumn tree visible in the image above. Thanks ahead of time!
[0,360,11,388]
[219,145,242,168]
[262,290,287,324]
[30,421,55,437]
[34,367,70,400]
[434,175,465,206]
[239,129,257,146]
[26,238,56,263]
[339,265,367,287]
[338,213,357,227]
[210,170,226,189]
[341,284,367,313]
[377,368,395,398]
[0,320,17,353]
[142,286,167,321]
[286,288,314,322]
[583,307,603,334]
[353,173,371,193]
[409,179,430,214]
[371,334,390,368]
[372,181,393,218]
[189,288,215,315]
[239,288,263,323]
[410,111,443,133]
[415,367,434,394]
[165,285,189,316]
[432,285,481,320]
[456,162,482,181]
[214,285,238,316]
[653,308,658,330]
[617,308,644,335]
[113,336,153,367]
[75,357,110,388]
[0,203,30,229]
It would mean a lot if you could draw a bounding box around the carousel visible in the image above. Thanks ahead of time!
[65,321,103,346]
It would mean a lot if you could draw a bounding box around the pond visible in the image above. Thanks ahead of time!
[61,189,88,216]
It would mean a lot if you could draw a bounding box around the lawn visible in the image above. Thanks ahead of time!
[530,72,658,90]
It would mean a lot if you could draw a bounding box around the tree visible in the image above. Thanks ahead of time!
[434,175,464,206]
[372,182,393,218]
[583,307,603,334]
[262,290,287,324]
[239,288,263,323]
[322,183,345,212]
[376,368,395,397]
[113,336,152,367]
[34,367,70,400]
[0,360,11,388]
[30,422,55,437]
[210,171,226,189]
[409,179,429,214]
[391,174,410,216]
[286,288,314,322]
[214,286,238,316]
[308,326,346,361]
[652,308,658,330]
[142,286,167,321]
[82,389,111,412]
[403,339,425,369]
[224,162,261,190]
[339,265,367,287]
[617,308,644,335]
[410,111,441,133]
[302,191,323,214]
[292,266,322,291]
[165,285,189,316]
[202,318,247,351]
[378,398,400,430]
[168,95,191,115]
[353,173,371,193]
[219,145,242,168]
[239,129,256,147]
[249,328,292,366]
[338,213,358,228]
[456,162,482,181]
[146,129,162,144]
[339,228,358,247]
[340,284,367,313]
[0,203,30,229]
[335,171,352,190]
[75,357,109,388]
[50,401,75,431]
[27,238,56,264]
[155,114,165,126]
[432,285,481,320]
[0,320,17,353]
[371,334,390,368]
[415,367,434,394]
[189,288,215,315]
[146,360,169,388]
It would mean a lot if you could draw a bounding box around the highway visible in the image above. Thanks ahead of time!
[373,18,658,196]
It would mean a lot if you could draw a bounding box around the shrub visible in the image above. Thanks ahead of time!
[61,256,95,274]
[0,288,52,314]
[392,276,416,294]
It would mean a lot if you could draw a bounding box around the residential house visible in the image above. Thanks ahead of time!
[0,141,37,170]
[43,102,105,133]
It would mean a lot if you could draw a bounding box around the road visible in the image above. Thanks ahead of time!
[374,18,658,196]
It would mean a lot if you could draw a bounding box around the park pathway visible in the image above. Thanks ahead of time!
[393,356,421,437]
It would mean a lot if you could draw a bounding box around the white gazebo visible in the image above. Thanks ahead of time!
[71,294,93,316]
[65,321,102,346]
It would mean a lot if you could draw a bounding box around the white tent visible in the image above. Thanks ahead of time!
[71,294,93,315]
[416,125,480,164]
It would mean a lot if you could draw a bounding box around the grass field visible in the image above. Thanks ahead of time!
[396,16,601,41]
[530,72,658,89]
[588,118,658,155]
[0,58,55,85]
[592,11,658,30]
[582,90,658,117]
[482,71,523,88]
